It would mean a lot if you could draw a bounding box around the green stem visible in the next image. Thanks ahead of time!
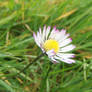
[19,53,44,73]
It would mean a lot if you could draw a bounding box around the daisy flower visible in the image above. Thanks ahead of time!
[33,26,76,64]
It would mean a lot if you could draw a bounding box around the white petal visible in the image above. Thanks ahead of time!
[54,56,75,64]
[56,53,75,59]
[51,30,60,39]
[39,28,42,38]
[46,49,56,57]
[54,29,66,41]
[59,44,76,52]
[49,26,56,39]
[58,33,70,43]
[60,29,66,34]
[37,32,42,45]
[38,28,44,44]
[59,38,72,47]
[33,32,40,47]
[62,58,75,63]
[50,57,59,63]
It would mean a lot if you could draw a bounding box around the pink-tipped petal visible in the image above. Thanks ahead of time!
[70,38,72,41]
[53,26,56,30]
[72,55,75,58]
[61,29,66,34]
[55,29,59,32]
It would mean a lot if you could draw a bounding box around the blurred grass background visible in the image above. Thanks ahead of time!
[0,0,92,92]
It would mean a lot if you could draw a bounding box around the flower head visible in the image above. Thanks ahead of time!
[33,26,76,64]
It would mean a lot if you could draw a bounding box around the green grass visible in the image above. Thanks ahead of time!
[0,0,92,92]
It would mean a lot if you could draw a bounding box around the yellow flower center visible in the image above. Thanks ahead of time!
[43,39,59,53]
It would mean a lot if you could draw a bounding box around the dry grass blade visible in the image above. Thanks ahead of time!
[54,8,77,21]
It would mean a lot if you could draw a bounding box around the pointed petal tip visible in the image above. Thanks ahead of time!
[72,55,75,58]
[47,26,51,31]
[70,60,76,63]
[61,58,76,64]
[53,26,56,29]
[67,33,70,37]
[55,29,59,32]
[48,26,51,28]
[70,38,72,41]
[61,29,66,32]
[33,32,36,37]
[70,45,76,50]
